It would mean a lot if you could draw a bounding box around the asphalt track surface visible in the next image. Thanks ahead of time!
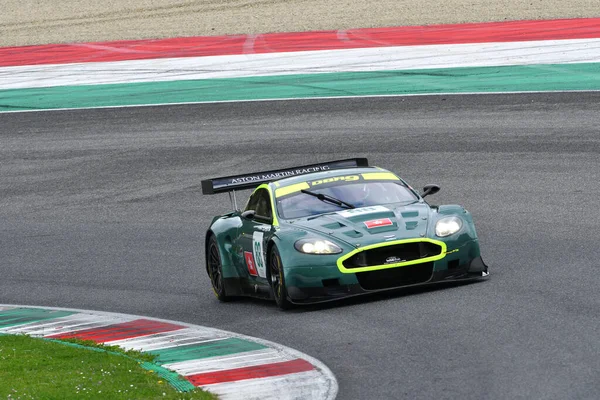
[1,93,599,399]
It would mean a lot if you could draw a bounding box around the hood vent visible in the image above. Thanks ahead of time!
[343,230,363,238]
[322,222,346,230]
[401,211,419,218]
[405,221,419,230]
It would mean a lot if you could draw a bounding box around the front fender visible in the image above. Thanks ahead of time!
[430,204,483,264]
[431,205,478,240]
[267,232,350,289]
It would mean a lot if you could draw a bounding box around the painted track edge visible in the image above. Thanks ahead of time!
[0,303,339,400]
[1,89,599,114]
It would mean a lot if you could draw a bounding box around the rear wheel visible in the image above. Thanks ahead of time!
[269,245,293,310]
[207,236,230,302]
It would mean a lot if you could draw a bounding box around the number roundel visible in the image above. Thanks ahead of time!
[252,231,266,277]
[254,241,263,270]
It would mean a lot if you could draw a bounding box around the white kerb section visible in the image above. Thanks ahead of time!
[204,370,334,400]
[0,313,133,337]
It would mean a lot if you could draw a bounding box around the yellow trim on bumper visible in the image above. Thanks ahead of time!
[336,238,447,274]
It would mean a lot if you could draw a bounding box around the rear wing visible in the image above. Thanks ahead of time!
[201,158,368,195]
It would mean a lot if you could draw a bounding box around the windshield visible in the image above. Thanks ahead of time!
[276,181,418,219]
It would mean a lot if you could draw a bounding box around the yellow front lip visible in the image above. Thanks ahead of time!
[336,238,447,274]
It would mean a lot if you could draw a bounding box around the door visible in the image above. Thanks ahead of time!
[238,188,274,283]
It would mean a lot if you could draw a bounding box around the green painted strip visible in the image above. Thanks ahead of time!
[148,337,267,365]
[0,63,599,112]
[140,361,196,392]
[0,308,74,329]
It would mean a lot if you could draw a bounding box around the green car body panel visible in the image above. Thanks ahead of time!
[204,163,488,305]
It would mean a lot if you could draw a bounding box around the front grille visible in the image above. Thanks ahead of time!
[342,241,442,269]
[356,262,434,290]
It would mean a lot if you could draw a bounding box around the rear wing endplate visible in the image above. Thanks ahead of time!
[201,158,368,195]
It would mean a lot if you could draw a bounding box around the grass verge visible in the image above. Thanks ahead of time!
[0,334,216,399]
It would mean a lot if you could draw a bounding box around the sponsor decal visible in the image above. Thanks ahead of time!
[385,256,407,264]
[230,166,330,184]
[252,232,267,278]
[244,251,258,276]
[212,166,335,191]
[310,175,360,186]
[208,159,366,192]
[338,205,389,218]
[364,218,393,229]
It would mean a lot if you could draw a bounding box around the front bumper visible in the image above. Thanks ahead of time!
[285,236,488,304]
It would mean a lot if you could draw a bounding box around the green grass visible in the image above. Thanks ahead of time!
[0,335,217,399]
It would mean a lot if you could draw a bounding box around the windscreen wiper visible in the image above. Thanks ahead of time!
[301,189,355,209]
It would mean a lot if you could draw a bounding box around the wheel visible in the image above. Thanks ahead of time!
[269,245,293,310]
[207,236,230,302]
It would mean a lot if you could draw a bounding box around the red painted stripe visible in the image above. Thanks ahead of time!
[1,18,599,67]
[46,319,183,342]
[365,218,393,229]
[186,358,314,386]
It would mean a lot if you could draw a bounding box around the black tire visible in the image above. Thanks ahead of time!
[207,236,230,302]
[269,245,293,310]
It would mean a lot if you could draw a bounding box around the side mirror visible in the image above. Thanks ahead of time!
[420,184,441,198]
[241,210,256,220]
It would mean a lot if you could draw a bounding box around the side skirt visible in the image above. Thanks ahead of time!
[222,277,273,300]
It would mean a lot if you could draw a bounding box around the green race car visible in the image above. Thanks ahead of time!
[202,159,488,309]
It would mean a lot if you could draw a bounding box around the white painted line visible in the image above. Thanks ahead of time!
[1,38,599,89]
[2,89,599,114]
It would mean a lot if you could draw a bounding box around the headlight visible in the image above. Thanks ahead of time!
[435,216,463,237]
[294,239,342,254]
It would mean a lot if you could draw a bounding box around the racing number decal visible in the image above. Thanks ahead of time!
[252,232,267,278]
[310,175,359,186]
[338,205,389,218]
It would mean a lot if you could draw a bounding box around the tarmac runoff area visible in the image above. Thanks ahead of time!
[0,305,338,400]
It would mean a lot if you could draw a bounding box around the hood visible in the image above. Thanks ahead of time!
[291,203,432,247]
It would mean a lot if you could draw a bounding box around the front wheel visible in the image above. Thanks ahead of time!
[269,245,293,310]
[207,236,230,302]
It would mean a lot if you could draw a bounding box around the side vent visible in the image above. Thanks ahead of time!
[322,278,340,287]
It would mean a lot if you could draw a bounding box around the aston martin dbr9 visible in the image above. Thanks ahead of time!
[202,158,488,309]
